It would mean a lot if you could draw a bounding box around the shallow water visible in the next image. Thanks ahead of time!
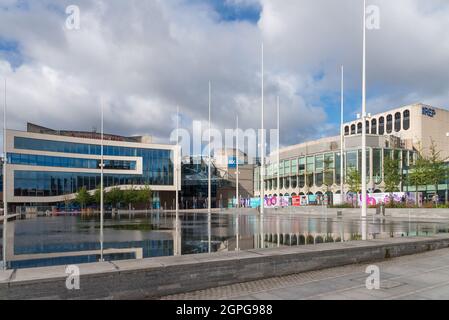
[2,211,449,269]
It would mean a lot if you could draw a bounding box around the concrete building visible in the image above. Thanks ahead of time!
[4,123,180,211]
[344,103,449,159]
[255,103,449,202]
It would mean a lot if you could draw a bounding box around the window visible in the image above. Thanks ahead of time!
[345,126,350,136]
[386,114,393,133]
[346,151,357,171]
[366,121,370,134]
[403,110,410,130]
[371,119,377,135]
[379,117,385,135]
[351,124,356,135]
[298,175,305,188]
[291,159,298,174]
[284,160,291,176]
[291,176,297,189]
[284,177,290,189]
[373,149,382,184]
[394,112,401,132]
[298,157,305,174]
[357,122,362,134]
[306,156,314,173]
[335,153,342,185]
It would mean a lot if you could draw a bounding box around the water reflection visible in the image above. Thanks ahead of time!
[2,210,449,269]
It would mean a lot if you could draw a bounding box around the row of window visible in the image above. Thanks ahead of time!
[344,110,410,136]
[8,153,137,171]
[14,171,174,197]
[14,137,172,159]
[255,149,415,191]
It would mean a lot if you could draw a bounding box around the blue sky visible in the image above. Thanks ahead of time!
[203,0,261,23]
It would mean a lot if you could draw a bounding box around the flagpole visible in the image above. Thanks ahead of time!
[361,0,368,238]
[277,96,280,207]
[100,97,104,261]
[260,43,265,248]
[340,66,345,205]
[208,81,212,254]
[236,115,239,210]
[235,115,239,251]
[2,79,7,270]
[175,106,180,256]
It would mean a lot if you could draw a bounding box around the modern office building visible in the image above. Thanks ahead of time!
[4,123,180,211]
[255,103,449,202]
[180,149,255,209]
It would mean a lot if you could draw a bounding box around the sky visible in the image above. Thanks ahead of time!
[0,0,449,149]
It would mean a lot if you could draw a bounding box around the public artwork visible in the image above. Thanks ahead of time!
[334,192,418,206]
[264,195,290,208]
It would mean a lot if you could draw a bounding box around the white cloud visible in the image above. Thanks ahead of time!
[0,0,448,150]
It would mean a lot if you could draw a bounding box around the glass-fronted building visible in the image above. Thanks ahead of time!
[255,103,449,203]
[4,123,179,210]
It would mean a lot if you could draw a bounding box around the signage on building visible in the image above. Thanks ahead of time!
[422,107,436,118]
[228,156,243,169]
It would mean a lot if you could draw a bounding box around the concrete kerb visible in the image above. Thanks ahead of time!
[1,235,449,299]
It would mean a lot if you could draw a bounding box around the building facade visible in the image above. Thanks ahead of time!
[4,123,180,211]
[255,103,449,202]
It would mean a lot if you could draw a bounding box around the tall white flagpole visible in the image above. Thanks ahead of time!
[208,81,212,253]
[2,79,7,270]
[340,66,345,205]
[175,106,180,256]
[236,115,239,209]
[100,98,104,261]
[277,96,280,207]
[361,0,368,238]
[235,115,239,251]
[260,43,265,248]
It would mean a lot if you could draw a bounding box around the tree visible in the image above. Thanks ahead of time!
[425,139,448,206]
[75,186,92,210]
[346,168,361,208]
[136,184,152,209]
[123,187,138,210]
[408,149,428,206]
[346,168,361,193]
[383,156,401,193]
[93,186,102,205]
[106,187,123,209]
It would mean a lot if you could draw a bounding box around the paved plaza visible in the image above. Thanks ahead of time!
[161,247,449,300]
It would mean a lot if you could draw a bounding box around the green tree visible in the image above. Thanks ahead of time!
[383,156,401,193]
[75,186,92,210]
[346,168,361,193]
[425,140,448,206]
[106,187,123,209]
[346,168,361,208]
[136,184,152,209]
[123,187,138,210]
[93,185,102,205]
[408,149,428,206]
